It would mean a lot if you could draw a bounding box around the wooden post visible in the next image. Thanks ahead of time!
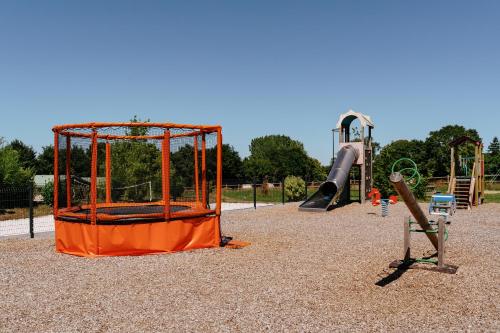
[390,172,439,251]
[53,131,59,218]
[65,136,72,208]
[105,142,112,203]
[438,217,445,268]
[474,146,479,206]
[448,147,455,193]
[193,136,200,206]
[201,133,207,208]
[404,216,411,262]
[162,130,171,219]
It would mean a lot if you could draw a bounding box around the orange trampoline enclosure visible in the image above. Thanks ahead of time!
[52,122,223,257]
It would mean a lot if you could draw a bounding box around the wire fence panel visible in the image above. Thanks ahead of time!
[0,185,54,238]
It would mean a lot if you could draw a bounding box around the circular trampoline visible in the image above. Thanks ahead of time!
[52,122,223,257]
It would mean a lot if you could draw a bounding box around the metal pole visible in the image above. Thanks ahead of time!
[149,181,152,202]
[29,183,34,239]
[253,178,257,209]
[304,176,308,200]
[105,142,112,203]
[162,130,171,220]
[53,131,59,219]
[206,182,210,209]
[282,178,285,205]
[332,129,335,164]
[215,128,222,216]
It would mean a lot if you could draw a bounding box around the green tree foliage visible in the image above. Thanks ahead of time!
[206,144,243,182]
[36,145,91,176]
[36,145,55,174]
[371,141,381,156]
[107,140,162,201]
[243,135,326,182]
[485,137,500,175]
[424,125,481,177]
[41,180,54,206]
[171,144,243,190]
[284,175,305,201]
[128,115,150,136]
[0,143,34,186]
[6,139,37,170]
[488,137,499,155]
[373,139,428,199]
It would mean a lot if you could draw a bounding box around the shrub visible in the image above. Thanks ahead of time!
[261,177,270,195]
[284,176,305,201]
[41,181,54,207]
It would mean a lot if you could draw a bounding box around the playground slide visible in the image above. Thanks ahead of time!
[299,145,359,211]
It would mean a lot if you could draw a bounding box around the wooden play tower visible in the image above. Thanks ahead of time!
[447,136,485,209]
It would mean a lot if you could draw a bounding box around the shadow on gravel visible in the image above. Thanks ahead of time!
[375,265,410,287]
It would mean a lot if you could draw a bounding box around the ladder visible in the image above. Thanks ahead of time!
[452,177,473,209]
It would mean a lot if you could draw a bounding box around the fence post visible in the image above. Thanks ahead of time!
[29,183,34,238]
[253,178,257,209]
[304,176,308,200]
[206,182,210,209]
[282,178,285,205]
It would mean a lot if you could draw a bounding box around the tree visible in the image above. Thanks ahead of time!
[371,141,381,156]
[171,143,243,189]
[488,137,499,155]
[242,135,326,182]
[485,137,500,175]
[37,146,55,175]
[373,139,428,199]
[424,125,481,177]
[36,145,91,176]
[107,140,162,201]
[0,145,34,186]
[6,139,37,170]
[128,115,150,136]
[206,144,243,182]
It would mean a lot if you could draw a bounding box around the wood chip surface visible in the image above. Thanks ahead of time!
[1,202,498,332]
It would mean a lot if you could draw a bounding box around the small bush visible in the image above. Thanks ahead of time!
[41,181,54,207]
[284,176,305,201]
[261,177,270,195]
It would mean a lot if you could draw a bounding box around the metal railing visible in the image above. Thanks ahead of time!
[0,184,53,238]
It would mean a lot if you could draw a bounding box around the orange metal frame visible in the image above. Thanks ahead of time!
[52,122,223,257]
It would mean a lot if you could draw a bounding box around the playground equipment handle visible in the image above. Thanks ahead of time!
[390,172,439,251]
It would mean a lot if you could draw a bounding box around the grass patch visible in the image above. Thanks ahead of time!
[219,186,362,204]
[220,188,283,203]
[484,192,500,203]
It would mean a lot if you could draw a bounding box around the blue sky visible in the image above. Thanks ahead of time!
[0,0,498,164]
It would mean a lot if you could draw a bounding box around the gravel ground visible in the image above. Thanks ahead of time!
[0,202,498,332]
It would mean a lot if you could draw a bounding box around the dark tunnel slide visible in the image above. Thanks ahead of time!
[299,145,359,211]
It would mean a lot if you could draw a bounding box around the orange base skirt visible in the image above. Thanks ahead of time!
[55,215,221,257]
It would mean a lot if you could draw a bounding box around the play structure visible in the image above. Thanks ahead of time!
[299,110,374,211]
[52,122,223,257]
[447,136,484,209]
[429,193,456,223]
[388,166,457,274]
[367,188,397,217]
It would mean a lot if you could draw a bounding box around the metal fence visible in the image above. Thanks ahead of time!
[0,184,53,238]
[217,179,320,208]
